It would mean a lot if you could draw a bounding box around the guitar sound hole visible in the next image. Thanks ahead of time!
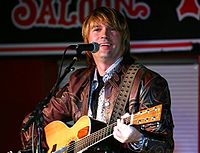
[50,144,57,153]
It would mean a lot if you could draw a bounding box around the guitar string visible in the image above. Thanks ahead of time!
[66,118,130,152]
[66,123,116,152]
[60,107,160,152]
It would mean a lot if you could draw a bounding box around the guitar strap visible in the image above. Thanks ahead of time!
[108,64,141,124]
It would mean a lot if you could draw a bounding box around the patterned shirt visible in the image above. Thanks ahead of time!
[88,57,123,123]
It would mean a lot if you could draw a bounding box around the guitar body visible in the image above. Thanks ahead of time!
[44,116,106,153]
[44,104,162,153]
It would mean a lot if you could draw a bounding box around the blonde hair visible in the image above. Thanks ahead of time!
[82,7,131,66]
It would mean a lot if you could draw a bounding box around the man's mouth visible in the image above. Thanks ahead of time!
[100,43,111,47]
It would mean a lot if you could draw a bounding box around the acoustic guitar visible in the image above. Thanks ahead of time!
[44,104,162,153]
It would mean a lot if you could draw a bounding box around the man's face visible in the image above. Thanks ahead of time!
[88,22,124,63]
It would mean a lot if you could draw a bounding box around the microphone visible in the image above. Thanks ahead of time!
[68,42,100,53]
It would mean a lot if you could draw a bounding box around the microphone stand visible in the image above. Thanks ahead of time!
[21,47,79,153]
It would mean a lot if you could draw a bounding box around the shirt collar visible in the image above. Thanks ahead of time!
[93,57,123,83]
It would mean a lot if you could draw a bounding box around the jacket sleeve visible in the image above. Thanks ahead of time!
[127,68,174,153]
[20,85,74,151]
[20,68,90,151]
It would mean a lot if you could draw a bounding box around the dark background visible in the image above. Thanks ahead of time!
[1,0,200,44]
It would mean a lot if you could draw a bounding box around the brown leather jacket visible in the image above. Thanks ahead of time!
[21,61,174,153]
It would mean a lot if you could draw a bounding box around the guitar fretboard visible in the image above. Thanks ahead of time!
[69,117,131,152]
[52,104,162,153]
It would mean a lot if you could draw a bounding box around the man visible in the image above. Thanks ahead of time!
[21,7,174,153]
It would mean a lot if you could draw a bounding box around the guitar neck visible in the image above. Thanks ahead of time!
[54,104,162,153]
[73,104,162,152]
[74,117,131,152]
[73,123,114,152]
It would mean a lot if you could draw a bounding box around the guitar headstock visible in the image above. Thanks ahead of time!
[131,104,162,125]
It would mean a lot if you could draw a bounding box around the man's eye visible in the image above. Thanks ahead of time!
[110,28,116,31]
[93,28,100,31]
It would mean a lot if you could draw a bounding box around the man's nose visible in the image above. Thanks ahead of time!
[101,28,110,39]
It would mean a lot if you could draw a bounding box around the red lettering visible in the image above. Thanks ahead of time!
[11,0,37,29]
[96,0,111,8]
[79,0,94,24]
[177,0,200,21]
[11,0,151,29]
[58,0,77,26]
[115,0,150,19]
[36,0,57,24]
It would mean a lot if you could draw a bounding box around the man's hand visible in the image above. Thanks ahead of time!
[113,113,143,143]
